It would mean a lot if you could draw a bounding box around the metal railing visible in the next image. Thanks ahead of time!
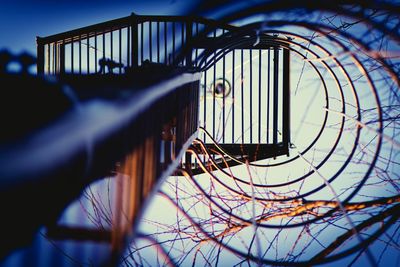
[197,46,290,146]
[36,14,234,75]
[36,13,291,163]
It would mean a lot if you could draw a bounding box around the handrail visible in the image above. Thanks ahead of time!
[37,16,131,45]
[0,70,201,185]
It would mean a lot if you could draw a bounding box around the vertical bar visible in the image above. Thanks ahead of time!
[127,27,130,67]
[149,22,152,62]
[181,22,185,65]
[71,39,74,74]
[203,64,207,142]
[94,34,98,73]
[60,40,65,74]
[164,22,167,64]
[47,43,50,74]
[267,48,270,143]
[273,47,279,144]
[249,49,253,143]
[222,31,226,143]
[53,42,56,74]
[185,152,192,172]
[119,28,122,74]
[232,50,235,143]
[172,22,175,65]
[58,42,61,74]
[189,85,193,135]
[110,31,113,73]
[56,42,59,73]
[87,36,90,74]
[186,21,192,66]
[195,23,199,67]
[212,30,216,140]
[79,35,82,74]
[258,49,262,143]
[140,23,144,63]
[282,48,290,152]
[131,14,138,67]
[195,82,199,133]
[36,37,45,74]
[102,33,106,74]
[157,22,160,63]
[241,49,244,144]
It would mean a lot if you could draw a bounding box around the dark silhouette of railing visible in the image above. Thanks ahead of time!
[36,14,235,74]
[36,14,292,170]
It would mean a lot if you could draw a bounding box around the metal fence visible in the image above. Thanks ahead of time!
[37,14,234,74]
[37,14,291,161]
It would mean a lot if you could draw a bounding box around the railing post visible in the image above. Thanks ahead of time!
[36,36,45,75]
[131,13,139,67]
[282,47,290,154]
[185,20,193,67]
[273,46,279,145]
[60,41,65,74]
